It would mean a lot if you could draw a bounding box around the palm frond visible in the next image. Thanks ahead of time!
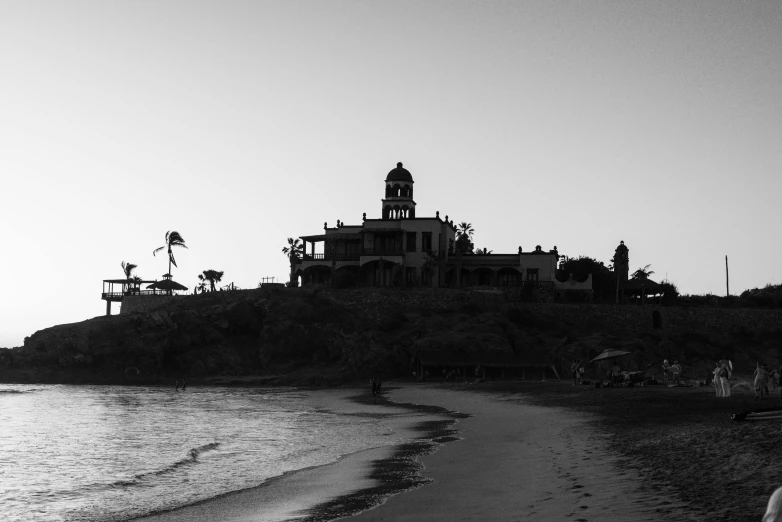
[152,246,165,256]
[170,253,177,268]
[167,231,187,247]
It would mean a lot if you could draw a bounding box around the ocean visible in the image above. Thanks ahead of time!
[0,384,424,522]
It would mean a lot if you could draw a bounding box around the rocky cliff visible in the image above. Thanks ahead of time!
[1,287,780,386]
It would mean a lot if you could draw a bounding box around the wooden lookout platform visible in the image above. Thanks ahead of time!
[101,279,167,315]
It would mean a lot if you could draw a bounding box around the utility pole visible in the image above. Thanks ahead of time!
[726,255,730,297]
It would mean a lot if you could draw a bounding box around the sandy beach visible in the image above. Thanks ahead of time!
[343,385,694,522]
[135,379,782,522]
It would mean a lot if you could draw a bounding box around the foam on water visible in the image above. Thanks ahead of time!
[0,384,413,522]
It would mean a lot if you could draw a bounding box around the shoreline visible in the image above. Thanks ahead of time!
[339,384,698,521]
[132,388,466,522]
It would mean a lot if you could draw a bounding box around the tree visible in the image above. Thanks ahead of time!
[199,270,224,292]
[559,256,613,303]
[455,222,475,254]
[475,247,493,255]
[121,261,137,280]
[632,264,655,280]
[282,237,304,261]
[153,231,188,277]
[421,249,439,287]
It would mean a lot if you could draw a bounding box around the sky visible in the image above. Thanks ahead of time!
[1,1,781,348]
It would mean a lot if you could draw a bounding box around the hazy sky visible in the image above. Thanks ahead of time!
[1,1,780,347]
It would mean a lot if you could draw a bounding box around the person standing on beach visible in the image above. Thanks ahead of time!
[671,360,681,386]
[713,363,723,397]
[661,359,670,385]
[754,363,769,400]
[719,363,731,398]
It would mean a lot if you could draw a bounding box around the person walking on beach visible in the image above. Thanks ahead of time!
[182,379,187,391]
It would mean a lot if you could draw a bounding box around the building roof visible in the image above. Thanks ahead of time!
[386,162,414,182]
[623,277,665,292]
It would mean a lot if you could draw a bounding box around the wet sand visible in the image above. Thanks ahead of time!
[341,385,696,522]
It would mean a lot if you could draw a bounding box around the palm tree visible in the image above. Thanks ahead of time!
[121,261,138,278]
[199,270,224,292]
[282,237,304,261]
[121,261,138,294]
[454,222,475,287]
[153,231,188,278]
[455,222,474,254]
[631,264,655,280]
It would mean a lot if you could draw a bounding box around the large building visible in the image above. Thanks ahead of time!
[290,162,592,294]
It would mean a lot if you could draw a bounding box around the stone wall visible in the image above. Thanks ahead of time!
[322,287,782,336]
[120,295,180,315]
[515,302,782,336]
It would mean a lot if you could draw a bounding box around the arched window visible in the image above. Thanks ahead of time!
[393,184,401,197]
[385,185,392,198]
[393,205,401,219]
[383,206,392,219]
[401,205,409,218]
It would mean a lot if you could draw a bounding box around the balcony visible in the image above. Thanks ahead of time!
[301,253,360,262]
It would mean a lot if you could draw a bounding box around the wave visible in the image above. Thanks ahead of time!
[59,442,223,496]
[128,442,221,483]
[0,388,42,395]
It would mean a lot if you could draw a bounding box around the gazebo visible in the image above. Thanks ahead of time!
[101,278,156,315]
[101,274,188,315]
[621,277,667,304]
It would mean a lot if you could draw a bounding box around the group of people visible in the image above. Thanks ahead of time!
[661,359,683,386]
[753,362,782,400]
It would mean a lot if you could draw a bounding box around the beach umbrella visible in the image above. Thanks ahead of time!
[590,349,631,363]
[147,279,188,291]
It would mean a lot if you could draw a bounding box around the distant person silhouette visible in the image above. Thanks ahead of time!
[175,380,180,391]
[182,380,187,391]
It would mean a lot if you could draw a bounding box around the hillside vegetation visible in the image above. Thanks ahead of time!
[1,287,780,386]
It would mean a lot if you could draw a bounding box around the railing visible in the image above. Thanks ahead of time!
[101,290,174,299]
[301,253,360,261]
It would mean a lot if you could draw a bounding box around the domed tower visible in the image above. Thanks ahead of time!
[613,240,629,284]
[382,162,416,219]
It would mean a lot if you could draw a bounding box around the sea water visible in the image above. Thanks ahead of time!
[0,384,406,522]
